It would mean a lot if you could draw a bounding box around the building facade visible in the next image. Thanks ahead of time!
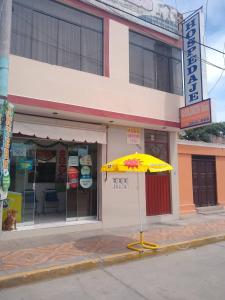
[1,0,183,239]
[178,140,225,215]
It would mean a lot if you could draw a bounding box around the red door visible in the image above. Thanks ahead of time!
[146,174,171,216]
[145,129,171,216]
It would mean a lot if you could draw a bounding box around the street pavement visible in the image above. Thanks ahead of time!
[1,241,225,300]
[1,212,225,279]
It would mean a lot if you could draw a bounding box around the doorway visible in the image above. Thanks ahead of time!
[192,155,217,207]
[145,130,171,216]
[7,137,98,227]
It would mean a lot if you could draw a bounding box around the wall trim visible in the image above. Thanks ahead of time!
[178,139,225,149]
[8,94,180,128]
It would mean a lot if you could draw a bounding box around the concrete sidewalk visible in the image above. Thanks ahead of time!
[1,212,225,288]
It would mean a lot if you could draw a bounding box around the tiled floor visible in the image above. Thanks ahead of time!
[1,213,225,276]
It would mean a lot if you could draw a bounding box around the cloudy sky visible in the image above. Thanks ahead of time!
[162,0,225,122]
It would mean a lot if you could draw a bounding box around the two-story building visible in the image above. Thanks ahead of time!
[1,0,183,238]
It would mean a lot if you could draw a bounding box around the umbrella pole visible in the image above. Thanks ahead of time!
[137,172,143,235]
[127,172,160,253]
[137,172,143,245]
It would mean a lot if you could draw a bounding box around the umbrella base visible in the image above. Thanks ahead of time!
[127,231,159,253]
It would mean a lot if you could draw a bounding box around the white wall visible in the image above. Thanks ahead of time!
[101,125,146,228]
[100,126,179,228]
[169,132,179,218]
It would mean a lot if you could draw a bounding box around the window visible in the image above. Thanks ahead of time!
[129,31,183,95]
[145,129,169,163]
[11,0,103,76]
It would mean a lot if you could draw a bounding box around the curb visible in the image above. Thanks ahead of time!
[1,233,225,289]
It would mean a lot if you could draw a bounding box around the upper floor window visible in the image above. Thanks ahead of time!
[129,31,183,95]
[11,0,103,76]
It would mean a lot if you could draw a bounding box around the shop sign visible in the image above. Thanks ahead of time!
[12,143,26,157]
[2,192,22,223]
[78,147,88,157]
[127,127,140,144]
[68,156,79,167]
[85,0,180,36]
[80,155,92,166]
[81,166,91,176]
[67,167,79,189]
[80,177,92,189]
[0,100,14,195]
[183,11,206,106]
[112,177,128,190]
[180,99,211,129]
[17,159,33,171]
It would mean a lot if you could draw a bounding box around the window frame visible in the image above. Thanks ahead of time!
[11,0,104,76]
[129,30,183,95]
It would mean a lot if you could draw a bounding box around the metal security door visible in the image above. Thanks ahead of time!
[192,156,217,207]
[145,130,171,216]
[146,174,171,216]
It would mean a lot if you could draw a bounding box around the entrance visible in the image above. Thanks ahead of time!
[145,130,171,216]
[7,137,98,226]
[192,155,217,207]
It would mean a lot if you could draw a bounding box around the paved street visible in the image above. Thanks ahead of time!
[1,241,225,300]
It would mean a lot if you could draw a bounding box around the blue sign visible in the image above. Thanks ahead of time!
[183,12,204,106]
[17,159,33,171]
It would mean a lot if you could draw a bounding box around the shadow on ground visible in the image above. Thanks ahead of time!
[74,235,136,254]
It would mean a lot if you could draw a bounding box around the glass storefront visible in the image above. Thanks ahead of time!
[5,137,98,226]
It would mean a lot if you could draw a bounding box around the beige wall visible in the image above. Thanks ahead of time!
[8,20,182,124]
[101,126,146,228]
[100,126,179,228]
[216,157,225,207]
[178,153,196,215]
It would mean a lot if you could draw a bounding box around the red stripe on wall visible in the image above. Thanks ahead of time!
[8,94,180,128]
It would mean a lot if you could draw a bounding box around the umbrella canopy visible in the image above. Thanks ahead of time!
[101,152,173,173]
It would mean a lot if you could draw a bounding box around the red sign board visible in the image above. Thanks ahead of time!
[180,99,212,129]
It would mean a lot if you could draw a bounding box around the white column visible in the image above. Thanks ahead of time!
[109,20,129,82]
[169,131,180,218]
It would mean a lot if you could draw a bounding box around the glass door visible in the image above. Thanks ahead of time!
[66,143,98,221]
[10,140,36,225]
[77,144,97,220]
[66,145,78,220]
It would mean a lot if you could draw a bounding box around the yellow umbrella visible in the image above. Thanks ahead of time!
[101,152,173,253]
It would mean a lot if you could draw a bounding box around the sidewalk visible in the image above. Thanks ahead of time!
[1,212,225,287]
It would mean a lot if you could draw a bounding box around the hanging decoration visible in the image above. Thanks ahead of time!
[36,150,56,161]
[24,139,68,149]
[0,100,14,196]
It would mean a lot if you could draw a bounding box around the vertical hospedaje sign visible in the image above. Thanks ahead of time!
[183,11,206,106]
[180,10,211,129]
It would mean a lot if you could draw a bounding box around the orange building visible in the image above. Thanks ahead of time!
[178,140,225,215]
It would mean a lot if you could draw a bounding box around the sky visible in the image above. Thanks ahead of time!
[162,0,225,122]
